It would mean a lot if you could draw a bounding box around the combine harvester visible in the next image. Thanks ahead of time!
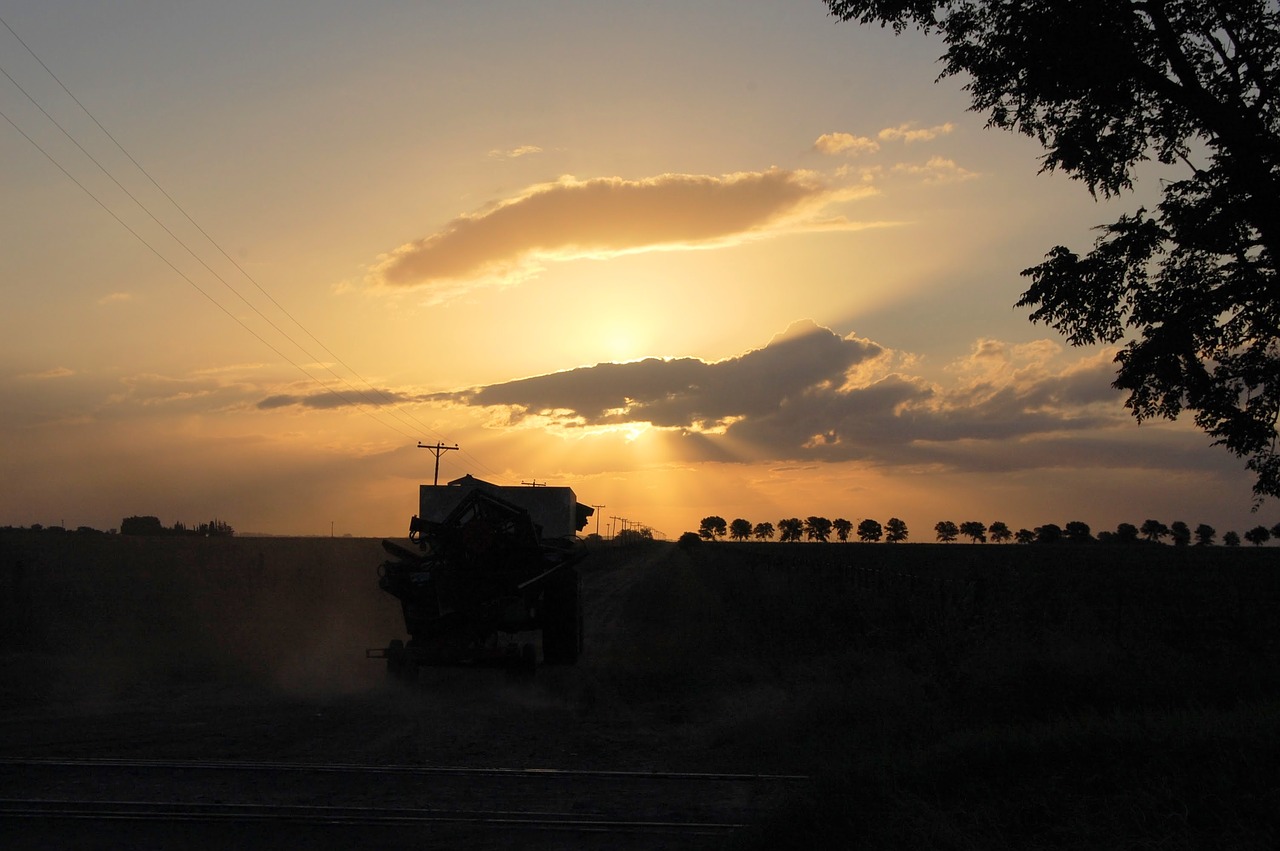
[369,475,593,680]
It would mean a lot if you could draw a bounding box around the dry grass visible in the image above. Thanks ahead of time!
[653,541,1280,850]
[4,531,1279,846]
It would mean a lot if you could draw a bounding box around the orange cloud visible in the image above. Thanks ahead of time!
[487,145,543,160]
[366,169,873,295]
[17,367,74,380]
[892,156,980,184]
[813,132,880,156]
[878,122,956,143]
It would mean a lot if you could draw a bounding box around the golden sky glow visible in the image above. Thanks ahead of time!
[0,2,1265,539]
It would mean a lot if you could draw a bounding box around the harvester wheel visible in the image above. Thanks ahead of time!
[541,570,581,665]
[386,639,408,681]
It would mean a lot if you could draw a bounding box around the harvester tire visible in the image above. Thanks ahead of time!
[386,639,410,682]
[542,570,581,665]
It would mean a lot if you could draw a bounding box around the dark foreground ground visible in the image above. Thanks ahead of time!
[2,531,1280,848]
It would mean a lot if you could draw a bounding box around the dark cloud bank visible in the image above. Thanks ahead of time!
[256,319,1203,475]
[447,319,1146,473]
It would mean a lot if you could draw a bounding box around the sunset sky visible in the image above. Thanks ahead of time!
[1,1,1266,540]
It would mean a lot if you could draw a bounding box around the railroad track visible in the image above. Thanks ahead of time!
[0,757,808,848]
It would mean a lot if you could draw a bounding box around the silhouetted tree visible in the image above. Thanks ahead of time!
[857,518,883,543]
[196,519,234,537]
[1245,525,1272,546]
[1170,521,1192,547]
[934,520,959,543]
[885,517,908,543]
[1035,524,1063,544]
[825,1,1280,501]
[988,521,1012,543]
[1223,531,1241,547]
[832,518,853,542]
[1015,528,1035,544]
[1140,519,1169,543]
[1194,523,1216,546]
[805,516,833,542]
[121,515,165,536]
[1115,522,1140,543]
[617,527,653,545]
[677,531,701,550]
[699,516,727,541]
[778,518,804,542]
[959,521,987,543]
[1271,522,1280,540]
[753,522,775,541]
[1064,521,1092,542]
[729,518,753,541]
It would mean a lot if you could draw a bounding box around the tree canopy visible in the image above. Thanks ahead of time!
[826,1,1280,499]
[805,516,835,542]
[857,518,884,542]
[698,515,727,540]
[935,520,960,542]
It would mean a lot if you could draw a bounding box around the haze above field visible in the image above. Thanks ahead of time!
[0,2,1263,538]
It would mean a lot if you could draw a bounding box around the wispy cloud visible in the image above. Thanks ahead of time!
[815,121,955,158]
[813,132,879,156]
[487,145,543,160]
[814,123,976,185]
[878,122,955,143]
[97,292,134,305]
[365,169,876,297]
[892,156,980,184]
[17,367,74,380]
[257,388,415,411]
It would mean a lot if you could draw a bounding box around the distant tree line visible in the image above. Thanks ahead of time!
[697,515,911,543]
[1,524,110,535]
[691,515,1280,547]
[120,516,235,537]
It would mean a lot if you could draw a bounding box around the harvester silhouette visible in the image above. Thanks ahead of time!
[368,477,591,679]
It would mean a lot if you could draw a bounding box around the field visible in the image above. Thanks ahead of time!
[2,531,1279,848]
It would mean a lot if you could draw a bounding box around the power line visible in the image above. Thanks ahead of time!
[0,13,516,477]
[2,13,453,445]
[0,45,440,444]
[0,105,420,441]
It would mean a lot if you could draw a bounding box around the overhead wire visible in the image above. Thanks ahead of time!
[0,13,513,484]
[0,52,438,443]
[1,13,451,442]
[0,104,417,441]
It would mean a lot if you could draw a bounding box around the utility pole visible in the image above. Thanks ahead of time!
[590,504,606,536]
[418,442,459,486]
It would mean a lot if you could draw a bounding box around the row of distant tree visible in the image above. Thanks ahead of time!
[120,516,236,537]
[694,515,1280,547]
[697,516,908,543]
[4,517,236,537]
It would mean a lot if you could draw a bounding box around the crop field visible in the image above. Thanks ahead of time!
[2,531,1279,849]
